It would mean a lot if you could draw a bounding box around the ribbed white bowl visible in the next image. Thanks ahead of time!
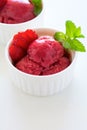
[5,28,77,96]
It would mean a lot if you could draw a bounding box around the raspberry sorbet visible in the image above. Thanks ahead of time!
[9,29,71,75]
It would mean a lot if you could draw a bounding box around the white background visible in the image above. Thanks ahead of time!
[0,0,87,130]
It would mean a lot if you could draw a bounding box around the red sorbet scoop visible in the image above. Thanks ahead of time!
[28,36,64,68]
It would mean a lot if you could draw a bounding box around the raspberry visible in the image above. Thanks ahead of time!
[9,29,38,63]
[9,44,26,63]
[25,29,38,43]
[12,29,38,50]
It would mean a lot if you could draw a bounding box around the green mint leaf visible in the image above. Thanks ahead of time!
[54,20,86,52]
[29,0,42,15]
[66,20,76,38]
[74,27,85,38]
[63,38,86,52]
[74,26,81,36]
[77,34,85,38]
[70,39,86,52]
[54,32,65,42]
[63,38,72,49]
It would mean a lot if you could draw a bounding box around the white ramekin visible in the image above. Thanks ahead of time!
[5,28,77,96]
[0,1,44,45]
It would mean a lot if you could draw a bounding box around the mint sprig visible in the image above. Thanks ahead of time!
[29,0,42,16]
[54,20,86,52]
